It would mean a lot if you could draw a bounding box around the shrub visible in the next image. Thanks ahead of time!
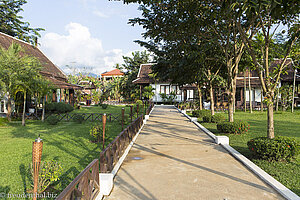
[46,115,59,125]
[90,124,110,142]
[192,110,210,118]
[217,120,249,134]
[73,114,85,123]
[203,115,212,123]
[28,160,62,193]
[0,118,8,126]
[211,114,225,123]
[136,100,143,106]
[101,104,108,109]
[45,102,74,113]
[247,136,300,161]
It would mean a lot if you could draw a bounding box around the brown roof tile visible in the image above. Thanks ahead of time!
[0,32,67,81]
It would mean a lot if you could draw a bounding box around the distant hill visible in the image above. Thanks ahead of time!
[76,72,100,78]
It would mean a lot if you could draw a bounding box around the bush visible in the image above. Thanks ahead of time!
[247,136,300,161]
[203,115,212,123]
[0,118,8,126]
[73,114,84,123]
[211,114,225,123]
[90,124,110,142]
[136,100,143,106]
[46,115,59,125]
[192,110,210,118]
[101,104,108,109]
[217,120,249,134]
[45,102,74,113]
[28,160,62,193]
[202,113,224,123]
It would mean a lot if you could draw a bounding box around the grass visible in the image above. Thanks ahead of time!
[196,110,300,196]
[73,104,132,114]
[0,105,134,199]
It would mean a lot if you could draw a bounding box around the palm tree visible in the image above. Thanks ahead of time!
[0,43,43,125]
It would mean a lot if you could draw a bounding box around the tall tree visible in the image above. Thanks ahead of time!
[0,42,43,124]
[0,0,44,44]
[117,51,151,101]
[125,0,245,122]
[236,0,300,138]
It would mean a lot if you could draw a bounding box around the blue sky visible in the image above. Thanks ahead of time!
[22,0,145,74]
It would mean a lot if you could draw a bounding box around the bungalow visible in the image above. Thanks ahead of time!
[78,80,96,105]
[235,58,300,110]
[133,63,196,102]
[101,69,124,81]
[0,32,82,116]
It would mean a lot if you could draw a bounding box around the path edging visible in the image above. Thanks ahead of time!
[97,106,155,200]
[176,106,300,200]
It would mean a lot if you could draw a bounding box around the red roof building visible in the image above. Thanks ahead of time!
[101,69,124,81]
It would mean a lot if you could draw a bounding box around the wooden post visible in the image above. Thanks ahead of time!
[130,105,133,122]
[140,85,142,100]
[137,104,139,118]
[102,114,106,150]
[32,136,43,200]
[121,108,125,131]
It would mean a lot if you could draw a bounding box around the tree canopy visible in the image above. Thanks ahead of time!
[0,0,44,44]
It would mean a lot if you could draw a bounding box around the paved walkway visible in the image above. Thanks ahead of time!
[105,106,284,200]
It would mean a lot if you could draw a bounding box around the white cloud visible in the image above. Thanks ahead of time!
[40,22,129,74]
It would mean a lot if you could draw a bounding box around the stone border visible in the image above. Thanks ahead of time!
[176,107,300,200]
[97,105,155,200]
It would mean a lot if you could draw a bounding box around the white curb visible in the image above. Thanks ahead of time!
[177,107,300,200]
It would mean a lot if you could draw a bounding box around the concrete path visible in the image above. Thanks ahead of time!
[105,106,284,200]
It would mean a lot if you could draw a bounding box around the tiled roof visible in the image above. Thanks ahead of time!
[46,77,83,90]
[0,32,67,81]
[236,77,262,87]
[101,69,124,76]
[133,64,155,84]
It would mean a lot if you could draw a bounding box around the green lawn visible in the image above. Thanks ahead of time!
[73,104,132,114]
[197,110,300,196]
[0,105,132,198]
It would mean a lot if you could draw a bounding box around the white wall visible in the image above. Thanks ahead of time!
[245,87,263,102]
[150,84,183,102]
[0,93,8,113]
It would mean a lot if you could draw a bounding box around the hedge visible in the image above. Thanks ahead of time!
[247,136,300,161]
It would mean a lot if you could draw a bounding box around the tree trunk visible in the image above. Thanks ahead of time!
[233,93,236,113]
[209,84,214,116]
[260,87,264,112]
[22,91,26,126]
[197,85,203,110]
[276,86,280,112]
[228,97,234,122]
[292,69,296,113]
[244,71,247,112]
[267,102,275,139]
[42,96,45,122]
[7,94,12,122]
[248,70,252,113]
[228,79,236,122]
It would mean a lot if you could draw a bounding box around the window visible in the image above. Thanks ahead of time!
[160,85,170,94]
[171,86,177,94]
